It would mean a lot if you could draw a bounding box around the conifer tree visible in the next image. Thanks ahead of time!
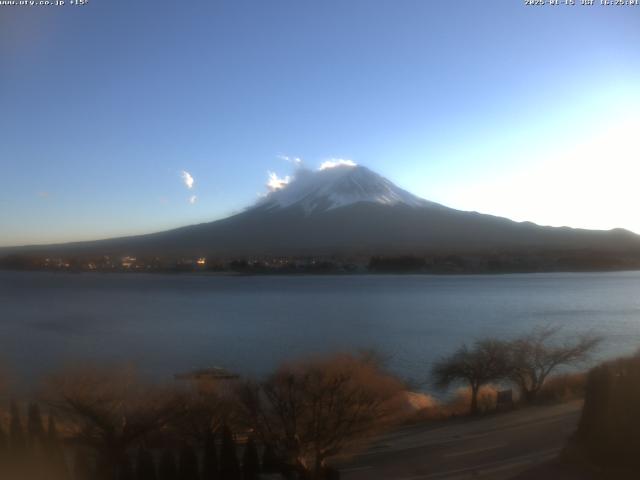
[27,403,46,446]
[242,437,260,480]
[46,412,60,448]
[219,426,240,480]
[158,449,178,480]
[136,447,157,480]
[202,431,219,480]
[46,413,69,480]
[74,447,94,480]
[178,444,199,480]
[0,423,8,477]
[261,445,281,474]
[118,454,134,480]
[9,401,26,454]
[324,466,341,480]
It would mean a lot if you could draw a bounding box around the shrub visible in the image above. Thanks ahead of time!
[238,352,404,478]
[536,373,586,404]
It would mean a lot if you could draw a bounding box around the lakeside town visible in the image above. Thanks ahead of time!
[3,249,640,275]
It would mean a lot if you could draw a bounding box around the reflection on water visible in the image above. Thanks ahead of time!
[1,270,640,386]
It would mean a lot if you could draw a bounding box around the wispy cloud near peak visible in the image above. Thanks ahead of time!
[277,154,303,166]
[181,170,195,189]
[267,171,291,191]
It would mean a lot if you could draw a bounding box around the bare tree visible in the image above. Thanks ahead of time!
[238,353,404,479]
[44,366,184,480]
[507,326,601,403]
[432,339,510,415]
[169,377,238,447]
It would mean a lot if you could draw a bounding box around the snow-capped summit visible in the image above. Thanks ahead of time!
[254,163,440,213]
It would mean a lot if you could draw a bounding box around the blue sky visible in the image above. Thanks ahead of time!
[1,0,639,246]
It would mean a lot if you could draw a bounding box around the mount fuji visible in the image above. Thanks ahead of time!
[3,163,640,263]
[255,164,436,213]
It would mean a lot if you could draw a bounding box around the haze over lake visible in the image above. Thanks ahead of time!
[2,270,640,388]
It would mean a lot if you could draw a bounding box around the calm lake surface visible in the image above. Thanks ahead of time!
[1,270,640,387]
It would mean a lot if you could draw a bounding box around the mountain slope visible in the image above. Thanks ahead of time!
[2,164,640,259]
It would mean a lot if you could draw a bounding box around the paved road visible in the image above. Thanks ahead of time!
[339,401,582,480]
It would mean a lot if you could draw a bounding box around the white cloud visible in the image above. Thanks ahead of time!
[189,195,197,205]
[267,171,291,191]
[277,154,303,166]
[318,158,357,170]
[181,170,194,189]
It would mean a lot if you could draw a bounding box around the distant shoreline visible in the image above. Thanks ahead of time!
[3,266,640,277]
[5,247,640,277]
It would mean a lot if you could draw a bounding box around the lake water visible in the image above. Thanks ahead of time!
[1,270,640,388]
